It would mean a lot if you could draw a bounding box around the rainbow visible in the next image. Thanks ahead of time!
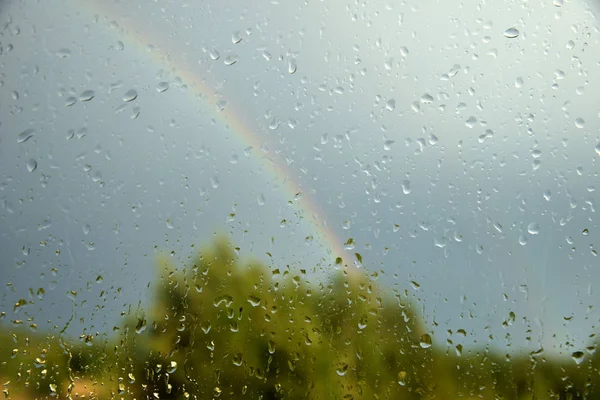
[78,1,351,266]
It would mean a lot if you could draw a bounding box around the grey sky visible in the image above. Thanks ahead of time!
[1,0,599,357]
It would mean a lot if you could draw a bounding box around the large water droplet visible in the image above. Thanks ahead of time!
[123,89,138,102]
[17,129,35,143]
[571,351,585,365]
[503,27,520,38]
[595,143,600,156]
[336,363,349,376]
[419,333,433,349]
[386,99,396,111]
[79,90,95,102]
[401,180,411,194]
[527,223,540,235]
[156,82,169,92]
[288,59,297,74]
[224,55,238,66]
[231,31,243,44]
[575,118,585,128]
[26,159,37,172]
[167,361,177,374]
[65,96,77,107]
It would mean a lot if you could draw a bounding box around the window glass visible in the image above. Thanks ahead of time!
[1,0,599,398]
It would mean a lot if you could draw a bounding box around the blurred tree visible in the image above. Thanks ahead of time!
[1,237,599,399]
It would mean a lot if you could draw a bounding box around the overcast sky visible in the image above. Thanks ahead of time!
[1,0,599,357]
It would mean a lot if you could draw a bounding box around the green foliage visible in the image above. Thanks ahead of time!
[1,237,599,399]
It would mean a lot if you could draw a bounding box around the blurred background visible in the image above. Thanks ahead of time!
[1,0,599,364]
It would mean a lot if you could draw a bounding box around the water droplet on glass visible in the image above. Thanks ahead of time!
[571,351,585,365]
[420,93,434,104]
[288,59,297,74]
[248,296,261,307]
[65,96,77,107]
[543,190,552,201]
[397,371,407,386]
[224,55,238,66]
[123,89,138,102]
[386,99,396,111]
[455,344,463,356]
[17,129,35,143]
[79,90,95,102]
[336,363,349,376]
[384,140,395,150]
[465,116,477,128]
[401,180,411,194]
[553,0,563,6]
[156,81,169,92]
[56,48,71,58]
[209,49,220,60]
[216,100,227,112]
[231,31,243,44]
[419,333,433,348]
[26,159,37,172]
[515,76,524,88]
[595,143,600,156]
[167,361,177,373]
[503,27,520,38]
[575,118,585,128]
[527,223,540,235]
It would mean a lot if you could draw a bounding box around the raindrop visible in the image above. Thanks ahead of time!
[336,363,349,376]
[465,116,477,128]
[420,93,434,104]
[358,317,367,330]
[386,99,396,111]
[26,159,37,172]
[56,48,71,58]
[543,190,552,201]
[455,344,463,356]
[503,27,520,38]
[401,180,411,194]
[123,89,138,102]
[515,76,524,88]
[231,31,243,44]
[247,296,261,307]
[575,118,585,128]
[527,223,540,235]
[288,59,297,74]
[224,55,238,66]
[553,0,563,6]
[65,96,77,107]
[571,351,585,365]
[79,90,95,102]
[383,140,395,150]
[17,129,35,143]
[419,333,433,349]
[595,143,600,156]
[167,361,177,374]
[209,49,220,60]
[232,354,243,366]
[216,100,228,112]
[397,371,407,386]
[156,82,169,92]
[518,233,528,246]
